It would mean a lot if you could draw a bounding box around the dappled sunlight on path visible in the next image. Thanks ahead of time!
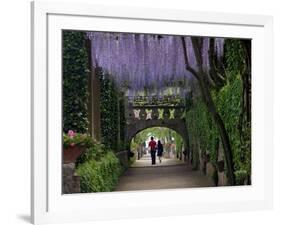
[131,154,185,168]
[114,155,215,192]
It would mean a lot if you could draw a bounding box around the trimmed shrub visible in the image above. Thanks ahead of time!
[76,151,123,193]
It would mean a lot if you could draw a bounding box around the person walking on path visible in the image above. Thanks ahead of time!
[157,140,164,163]
[148,137,157,165]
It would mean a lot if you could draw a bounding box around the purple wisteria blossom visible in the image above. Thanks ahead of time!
[86,32,224,96]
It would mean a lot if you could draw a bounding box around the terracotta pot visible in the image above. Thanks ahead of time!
[63,145,86,164]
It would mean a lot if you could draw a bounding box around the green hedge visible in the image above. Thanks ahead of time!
[76,151,123,192]
[63,31,89,133]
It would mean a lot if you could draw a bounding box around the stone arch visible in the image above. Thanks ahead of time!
[126,118,189,155]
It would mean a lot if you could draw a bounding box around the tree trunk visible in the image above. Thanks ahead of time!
[180,36,236,185]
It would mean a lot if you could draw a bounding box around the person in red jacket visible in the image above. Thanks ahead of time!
[148,136,157,165]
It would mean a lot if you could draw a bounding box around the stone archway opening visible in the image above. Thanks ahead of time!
[129,126,188,167]
[123,94,192,166]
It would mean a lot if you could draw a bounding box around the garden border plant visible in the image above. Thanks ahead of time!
[63,129,124,192]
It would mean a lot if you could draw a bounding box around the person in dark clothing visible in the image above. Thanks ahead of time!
[157,140,164,163]
[183,149,187,162]
[148,136,157,165]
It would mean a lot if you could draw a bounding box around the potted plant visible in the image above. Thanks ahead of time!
[63,130,92,164]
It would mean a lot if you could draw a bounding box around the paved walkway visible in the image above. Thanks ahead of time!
[131,154,185,167]
[114,155,214,192]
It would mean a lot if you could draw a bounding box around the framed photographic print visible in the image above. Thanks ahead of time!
[31,1,273,224]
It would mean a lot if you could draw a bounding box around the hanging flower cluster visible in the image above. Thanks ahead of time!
[86,32,224,96]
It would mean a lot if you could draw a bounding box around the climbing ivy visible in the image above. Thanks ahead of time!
[172,130,184,156]
[186,39,251,181]
[224,39,251,178]
[186,99,219,169]
[214,77,242,171]
[97,68,119,152]
[63,31,89,133]
[224,39,245,82]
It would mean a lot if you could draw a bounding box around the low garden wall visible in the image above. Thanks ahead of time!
[62,163,81,194]
[115,150,129,169]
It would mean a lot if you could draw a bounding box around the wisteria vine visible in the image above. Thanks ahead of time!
[86,32,224,96]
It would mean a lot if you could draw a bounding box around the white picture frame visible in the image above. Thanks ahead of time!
[31,1,273,224]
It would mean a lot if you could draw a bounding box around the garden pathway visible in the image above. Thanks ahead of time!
[114,155,214,191]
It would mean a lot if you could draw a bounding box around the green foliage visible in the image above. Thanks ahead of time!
[186,99,219,167]
[186,39,251,178]
[133,127,175,142]
[224,39,246,79]
[131,127,184,159]
[76,142,107,166]
[234,169,247,185]
[63,31,89,133]
[187,75,248,174]
[64,131,123,193]
[171,130,183,154]
[76,151,123,192]
[224,39,251,175]
[97,68,119,151]
[63,132,94,148]
[63,131,107,166]
[214,76,243,171]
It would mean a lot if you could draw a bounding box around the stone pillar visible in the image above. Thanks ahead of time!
[62,163,81,194]
[86,39,101,141]
[217,141,228,186]
[117,95,121,151]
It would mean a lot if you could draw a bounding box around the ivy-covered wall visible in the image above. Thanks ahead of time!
[63,31,126,152]
[223,39,251,180]
[186,39,251,183]
[96,67,125,152]
[186,99,218,169]
[63,31,89,133]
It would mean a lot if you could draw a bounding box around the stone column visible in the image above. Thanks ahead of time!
[86,39,101,141]
[62,163,81,194]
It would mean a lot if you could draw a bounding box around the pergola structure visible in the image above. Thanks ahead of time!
[84,31,224,167]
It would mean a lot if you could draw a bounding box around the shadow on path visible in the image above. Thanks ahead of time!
[115,155,214,192]
[131,154,185,168]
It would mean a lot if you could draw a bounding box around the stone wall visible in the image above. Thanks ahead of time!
[217,141,228,186]
[116,150,129,169]
[204,141,228,186]
[206,162,215,177]
[62,163,81,194]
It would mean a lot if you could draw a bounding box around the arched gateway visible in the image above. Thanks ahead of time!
[124,95,190,156]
